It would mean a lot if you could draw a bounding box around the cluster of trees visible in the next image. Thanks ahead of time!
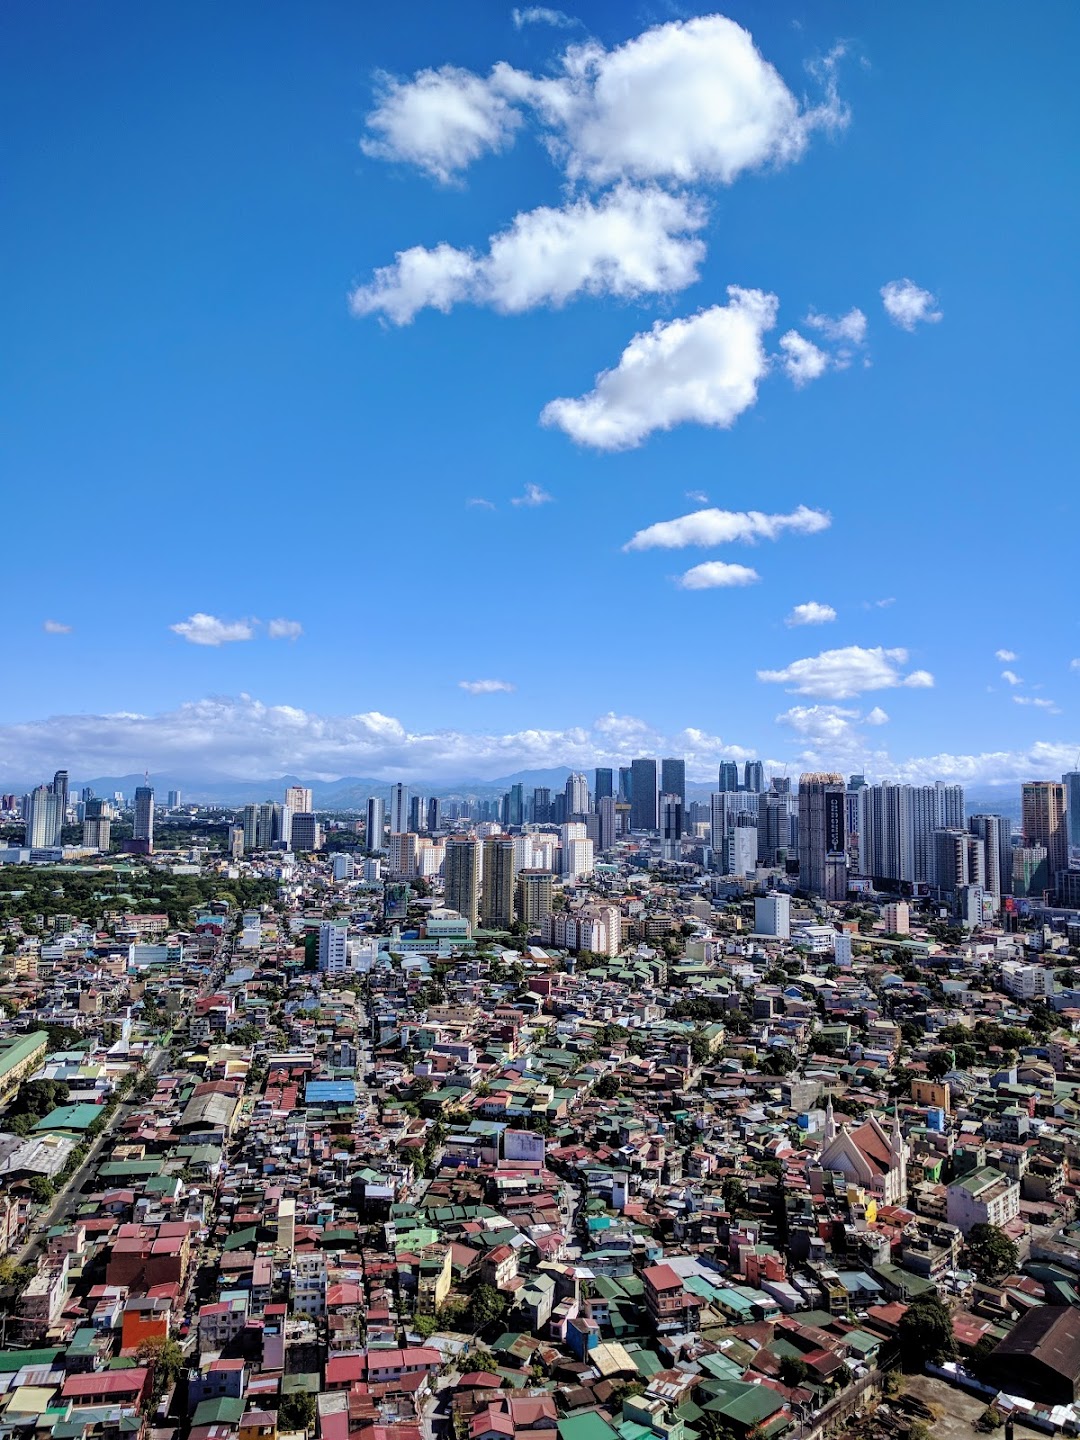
[6,1079,69,1136]
[0,865,278,932]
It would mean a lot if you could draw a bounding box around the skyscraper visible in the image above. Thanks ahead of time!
[594,768,614,804]
[933,828,985,897]
[291,812,321,851]
[365,796,386,853]
[743,760,764,794]
[969,814,1009,901]
[531,787,551,824]
[718,761,740,793]
[565,772,590,818]
[660,758,686,807]
[659,792,683,861]
[285,785,313,814]
[618,767,632,803]
[444,835,480,927]
[167,789,182,809]
[757,792,793,865]
[408,793,427,833]
[426,797,442,833]
[23,784,61,848]
[133,784,155,853]
[480,836,515,929]
[597,795,618,852]
[798,773,847,901]
[505,783,525,828]
[1022,781,1068,889]
[858,783,967,885]
[1063,772,1080,850]
[51,769,69,821]
[389,783,409,836]
[629,757,658,832]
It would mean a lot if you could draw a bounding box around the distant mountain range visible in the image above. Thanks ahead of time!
[7,768,1026,818]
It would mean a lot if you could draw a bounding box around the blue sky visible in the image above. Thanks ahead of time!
[3,1,1078,785]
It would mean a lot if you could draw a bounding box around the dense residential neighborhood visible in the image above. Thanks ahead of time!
[4,771,1080,1440]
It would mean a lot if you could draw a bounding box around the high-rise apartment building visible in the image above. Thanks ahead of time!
[82,797,111,851]
[629,758,658,832]
[444,835,480,927]
[564,773,590,818]
[318,922,348,975]
[858,783,967,886]
[618,767,632,803]
[1022,781,1068,889]
[743,761,765,794]
[51,770,69,821]
[365,797,386,852]
[969,814,1010,901]
[934,828,985,897]
[597,795,618,852]
[167,789,181,809]
[1063,771,1080,851]
[516,869,554,930]
[480,836,515,929]
[387,832,419,879]
[594,768,614,804]
[531,787,552,823]
[798,773,847,901]
[23,784,61,848]
[758,792,794,865]
[426,797,442,833]
[718,761,740,793]
[660,792,683,861]
[285,785,313,814]
[242,802,285,851]
[408,793,427,834]
[389,783,409,836]
[660,758,686,807]
[133,785,155,852]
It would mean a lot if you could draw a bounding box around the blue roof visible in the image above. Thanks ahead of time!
[304,1080,356,1104]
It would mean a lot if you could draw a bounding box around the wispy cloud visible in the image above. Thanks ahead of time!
[625,503,829,552]
[676,562,760,590]
[881,277,942,330]
[1000,669,1023,686]
[785,601,837,627]
[467,497,496,510]
[268,619,303,641]
[170,613,256,647]
[511,6,579,29]
[43,619,72,635]
[458,679,516,694]
[995,649,1018,662]
[1014,695,1061,714]
[863,596,896,609]
[511,483,552,506]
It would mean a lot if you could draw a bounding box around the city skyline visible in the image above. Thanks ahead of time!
[5,3,1079,787]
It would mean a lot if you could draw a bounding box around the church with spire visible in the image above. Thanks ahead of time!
[816,1098,909,1207]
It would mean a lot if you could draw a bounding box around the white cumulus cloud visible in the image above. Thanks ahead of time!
[779,330,829,387]
[785,601,837,626]
[625,502,829,552]
[995,649,1018,662]
[360,65,522,183]
[1000,669,1023,686]
[361,14,846,189]
[268,619,303,641]
[349,185,707,324]
[758,645,934,700]
[881,277,942,330]
[170,614,256,647]
[676,561,760,590]
[542,287,777,450]
[459,679,516,695]
[511,483,552,507]
[43,620,72,635]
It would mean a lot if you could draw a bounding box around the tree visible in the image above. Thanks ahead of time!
[898,1295,956,1368]
[759,1048,796,1076]
[28,1175,55,1206]
[721,1177,746,1215]
[278,1392,317,1433]
[779,1357,810,1387]
[594,1073,621,1100]
[925,1050,952,1080]
[468,1284,508,1332]
[966,1223,1019,1281]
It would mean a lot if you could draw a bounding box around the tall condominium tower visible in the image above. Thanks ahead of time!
[480,836,515,929]
[718,761,740,793]
[969,814,1010,901]
[743,760,765,794]
[1063,771,1080,850]
[134,784,155,852]
[629,757,658,832]
[444,835,480,927]
[1022,781,1068,885]
[23,784,61,848]
[594,768,614,803]
[531,787,551,823]
[389,783,409,836]
[660,758,686,807]
[798,773,847,901]
[565,773,590,818]
[618,767,632,803]
[365,796,386,853]
[660,792,684,861]
[285,785,312,814]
